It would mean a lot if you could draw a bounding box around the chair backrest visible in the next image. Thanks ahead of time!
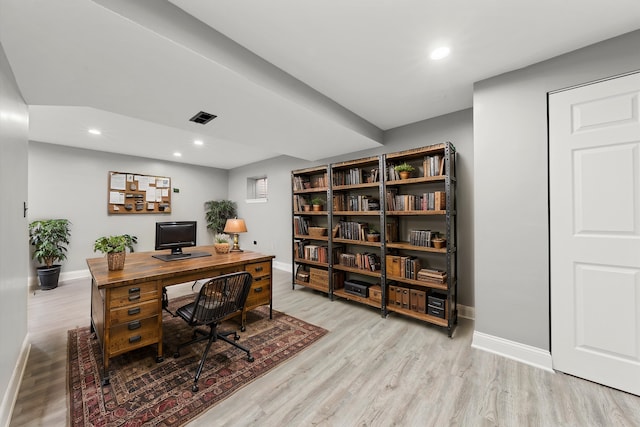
[188,271,253,325]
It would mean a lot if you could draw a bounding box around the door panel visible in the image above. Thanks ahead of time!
[550,72,640,396]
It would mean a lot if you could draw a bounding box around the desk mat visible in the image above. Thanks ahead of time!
[68,299,327,426]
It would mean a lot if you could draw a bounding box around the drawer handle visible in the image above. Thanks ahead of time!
[254,287,263,293]
[254,277,263,282]
[129,287,140,294]
[129,335,141,343]
[128,294,140,301]
[128,320,141,330]
[254,266,263,272]
[128,307,141,316]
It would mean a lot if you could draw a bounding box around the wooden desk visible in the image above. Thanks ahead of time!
[87,246,274,384]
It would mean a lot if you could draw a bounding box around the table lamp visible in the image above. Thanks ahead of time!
[223,218,247,252]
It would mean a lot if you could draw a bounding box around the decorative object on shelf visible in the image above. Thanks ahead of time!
[366,225,381,242]
[393,162,415,179]
[311,196,324,211]
[432,236,446,249]
[213,233,231,254]
[28,218,71,290]
[224,218,247,252]
[302,204,311,212]
[204,200,237,234]
[309,227,328,237]
[93,234,138,271]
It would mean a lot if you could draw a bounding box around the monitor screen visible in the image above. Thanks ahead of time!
[155,221,197,255]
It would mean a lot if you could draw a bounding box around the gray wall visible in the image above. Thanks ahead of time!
[28,142,228,274]
[229,108,475,308]
[0,42,29,422]
[474,29,640,350]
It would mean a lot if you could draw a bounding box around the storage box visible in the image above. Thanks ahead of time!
[309,267,329,290]
[410,289,426,313]
[427,293,446,309]
[386,255,401,277]
[369,285,382,303]
[344,279,373,298]
[427,305,446,319]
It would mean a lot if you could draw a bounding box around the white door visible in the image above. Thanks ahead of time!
[550,72,640,395]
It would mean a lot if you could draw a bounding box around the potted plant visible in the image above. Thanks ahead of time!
[311,196,324,211]
[93,234,138,271]
[213,233,231,254]
[204,200,237,234]
[366,225,381,242]
[28,219,71,290]
[394,162,415,179]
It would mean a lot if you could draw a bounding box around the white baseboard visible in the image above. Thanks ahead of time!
[273,260,292,273]
[0,335,30,427]
[471,331,554,372]
[458,304,474,320]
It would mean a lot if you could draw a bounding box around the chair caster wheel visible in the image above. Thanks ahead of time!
[234,334,240,341]
[247,355,255,362]
[174,352,180,358]
[192,384,199,392]
[241,326,246,332]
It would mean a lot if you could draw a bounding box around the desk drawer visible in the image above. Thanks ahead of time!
[246,261,271,278]
[110,282,159,308]
[110,299,159,325]
[109,316,159,355]
[246,276,271,308]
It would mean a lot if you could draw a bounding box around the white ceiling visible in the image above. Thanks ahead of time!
[2,0,640,169]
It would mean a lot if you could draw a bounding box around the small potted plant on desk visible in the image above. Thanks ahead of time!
[394,162,415,179]
[28,218,71,290]
[93,234,138,271]
[214,233,231,254]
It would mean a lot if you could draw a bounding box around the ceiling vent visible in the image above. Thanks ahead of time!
[189,111,217,125]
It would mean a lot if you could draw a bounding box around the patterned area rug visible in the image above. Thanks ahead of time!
[68,296,327,426]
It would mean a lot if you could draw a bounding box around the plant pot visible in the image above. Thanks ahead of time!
[214,243,230,254]
[107,251,126,271]
[312,204,323,211]
[399,171,411,180]
[366,233,381,242]
[303,182,312,189]
[302,205,311,212]
[432,238,446,249]
[36,265,61,290]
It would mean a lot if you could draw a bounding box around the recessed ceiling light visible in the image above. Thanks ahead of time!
[173,152,182,157]
[194,140,204,146]
[88,128,101,135]
[430,46,450,60]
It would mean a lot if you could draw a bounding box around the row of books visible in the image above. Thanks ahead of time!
[293,216,310,235]
[336,221,371,241]
[292,173,328,191]
[332,195,380,212]
[333,167,379,186]
[424,155,445,177]
[338,252,381,271]
[386,190,446,211]
[293,195,308,211]
[409,229,435,247]
[386,255,422,280]
[294,241,342,264]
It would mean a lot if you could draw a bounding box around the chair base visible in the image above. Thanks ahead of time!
[174,325,254,392]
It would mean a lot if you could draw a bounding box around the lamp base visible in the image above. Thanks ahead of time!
[230,233,243,252]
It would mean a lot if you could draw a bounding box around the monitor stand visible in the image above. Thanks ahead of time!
[152,249,211,262]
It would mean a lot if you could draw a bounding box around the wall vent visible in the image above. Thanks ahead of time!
[189,111,217,125]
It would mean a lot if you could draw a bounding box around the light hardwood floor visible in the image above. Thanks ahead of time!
[10,269,640,426]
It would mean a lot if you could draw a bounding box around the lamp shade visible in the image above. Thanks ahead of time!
[224,218,247,233]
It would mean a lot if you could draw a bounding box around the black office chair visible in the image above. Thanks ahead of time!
[173,271,254,392]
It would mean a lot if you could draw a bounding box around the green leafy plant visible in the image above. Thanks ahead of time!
[394,162,415,173]
[368,225,379,234]
[93,234,138,254]
[311,196,324,206]
[28,219,71,267]
[214,233,230,243]
[204,200,237,234]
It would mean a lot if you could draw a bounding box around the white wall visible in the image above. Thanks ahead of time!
[228,108,475,307]
[474,29,640,351]
[0,42,29,426]
[28,142,228,275]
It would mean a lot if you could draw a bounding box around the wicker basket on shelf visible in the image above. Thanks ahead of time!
[308,227,327,237]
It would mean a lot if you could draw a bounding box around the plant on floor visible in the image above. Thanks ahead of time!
[28,219,71,290]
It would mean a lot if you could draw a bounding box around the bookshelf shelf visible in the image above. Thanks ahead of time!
[291,142,457,336]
